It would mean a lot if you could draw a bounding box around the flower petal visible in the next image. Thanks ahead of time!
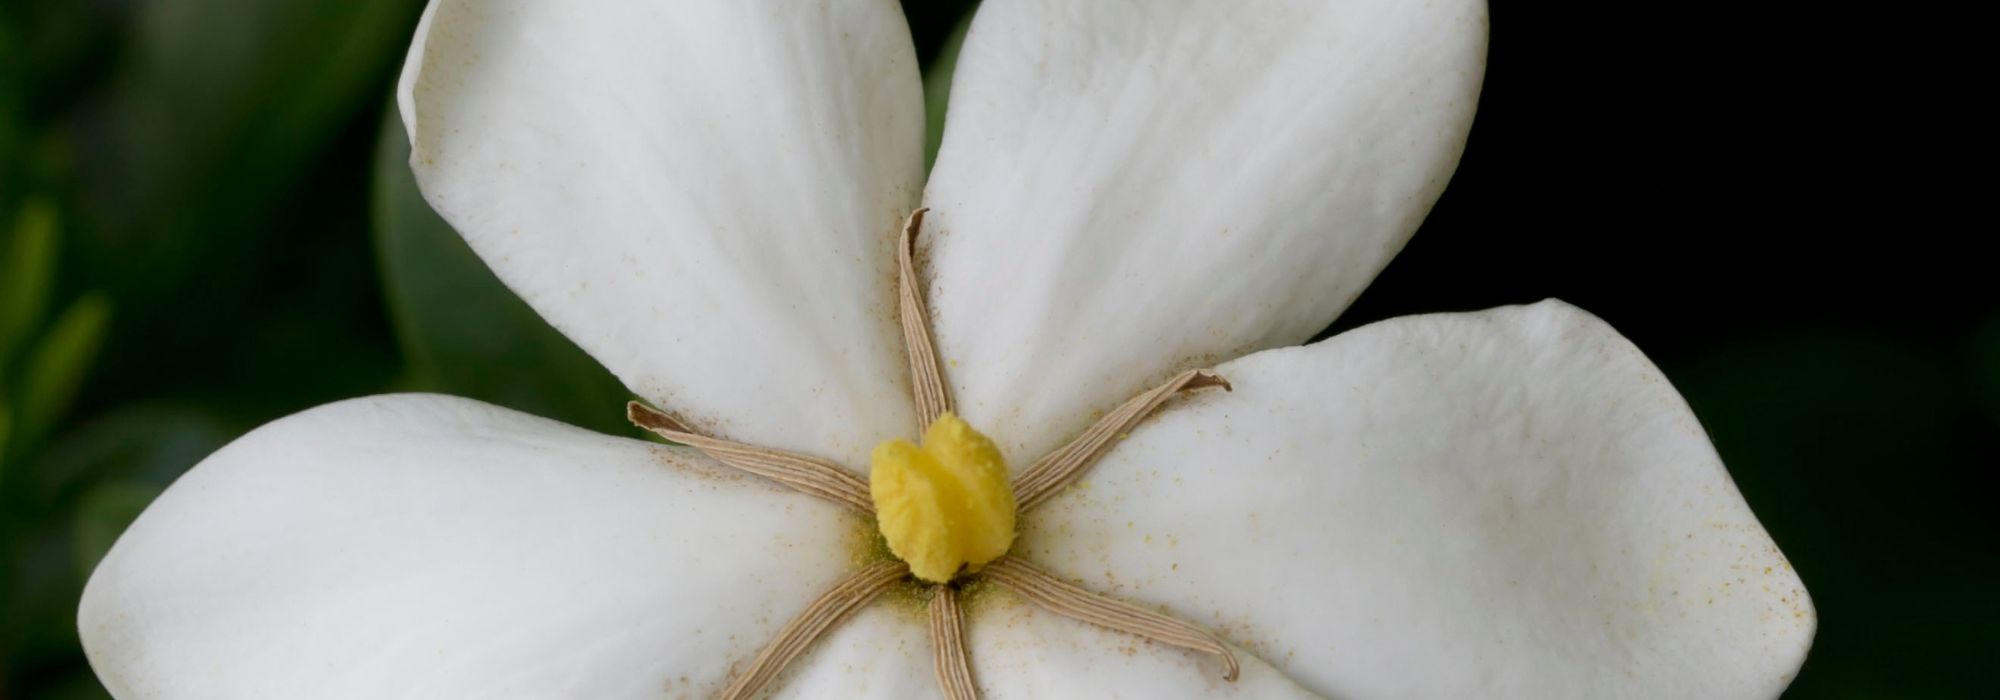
[79,395,921,698]
[772,606,938,699]
[921,0,1487,460]
[398,0,925,464]
[1021,301,1815,698]
[967,592,1323,699]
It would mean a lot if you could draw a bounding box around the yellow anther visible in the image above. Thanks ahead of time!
[870,413,1016,583]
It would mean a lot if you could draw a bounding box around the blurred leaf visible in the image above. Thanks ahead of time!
[0,11,20,201]
[1,402,231,696]
[0,400,11,480]
[32,402,232,501]
[370,106,632,435]
[3,521,86,674]
[1,198,56,364]
[84,0,421,245]
[74,0,424,404]
[923,8,973,170]
[71,481,161,581]
[14,293,109,452]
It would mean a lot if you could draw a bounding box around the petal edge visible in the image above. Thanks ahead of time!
[1026,301,1815,699]
[80,394,874,699]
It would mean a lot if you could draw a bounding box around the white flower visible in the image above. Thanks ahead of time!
[78,0,1815,698]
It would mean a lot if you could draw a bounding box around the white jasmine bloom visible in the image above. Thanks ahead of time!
[78,1,1815,698]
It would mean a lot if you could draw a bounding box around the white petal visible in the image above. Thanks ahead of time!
[399,0,925,464]
[921,0,1488,460]
[967,592,1322,699]
[772,606,938,699]
[78,395,920,698]
[1021,301,1815,699]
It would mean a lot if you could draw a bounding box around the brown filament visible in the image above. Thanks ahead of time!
[982,557,1241,682]
[632,210,1245,699]
[929,586,979,700]
[1012,369,1231,511]
[627,402,873,515]
[715,560,909,700]
[896,207,952,430]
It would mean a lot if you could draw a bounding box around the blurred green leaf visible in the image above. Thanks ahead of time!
[71,481,161,581]
[14,293,109,452]
[85,0,421,245]
[923,8,973,170]
[32,402,232,502]
[0,11,21,203]
[75,0,424,405]
[1,199,57,365]
[0,401,12,480]
[3,402,231,695]
[370,106,632,435]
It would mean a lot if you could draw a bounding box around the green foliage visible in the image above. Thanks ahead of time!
[13,294,110,454]
[1,200,55,362]
[70,481,162,582]
[0,201,114,700]
[0,202,56,469]
[1,203,110,466]
[86,0,419,251]
[370,107,634,435]
[0,401,10,479]
[72,0,423,416]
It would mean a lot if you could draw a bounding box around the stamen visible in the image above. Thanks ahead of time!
[929,586,979,700]
[716,560,909,700]
[1012,369,1231,511]
[627,402,874,514]
[897,208,953,429]
[645,209,1243,700]
[981,557,1241,681]
[871,414,1017,584]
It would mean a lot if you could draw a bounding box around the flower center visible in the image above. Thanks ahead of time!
[626,211,1238,699]
[869,413,1017,583]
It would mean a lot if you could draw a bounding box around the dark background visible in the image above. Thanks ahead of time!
[1,1,1989,698]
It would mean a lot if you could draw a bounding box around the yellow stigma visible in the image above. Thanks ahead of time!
[869,413,1017,583]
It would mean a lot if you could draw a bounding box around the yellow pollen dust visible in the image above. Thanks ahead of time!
[869,413,1017,583]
